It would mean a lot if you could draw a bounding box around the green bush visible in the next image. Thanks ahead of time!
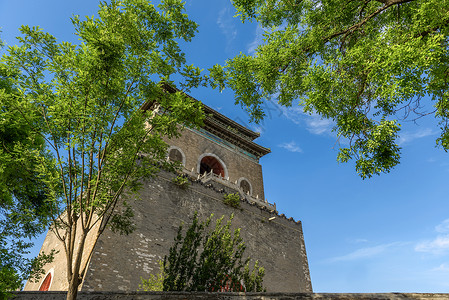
[163,213,265,292]
[223,193,240,208]
[139,260,165,291]
[171,175,190,190]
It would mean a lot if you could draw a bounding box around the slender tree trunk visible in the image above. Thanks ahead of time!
[66,230,87,300]
[66,276,79,300]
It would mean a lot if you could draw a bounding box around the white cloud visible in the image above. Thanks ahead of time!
[306,114,334,135]
[277,105,303,125]
[247,23,289,54]
[328,243,400,262]
[277,103,436,141]
[217,7,237,52]
[415,236,449,254]
[247,24,264,55]
[277,105,335,136]
[415,219,449,254]
[278,141,303,153]
[398,128,436,145]
[250,124,264,134]
[436,219,449,233]
[431,263,449,272]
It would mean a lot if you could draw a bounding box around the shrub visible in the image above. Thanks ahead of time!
[171,175,190,190]
[163,213,265,292]
[139,260,165,291]
[223,193,240,208]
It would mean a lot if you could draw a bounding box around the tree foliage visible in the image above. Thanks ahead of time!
[163,213,265,292]
[0,0,204,299]
[0,39,55,294]
[210,0,449,178]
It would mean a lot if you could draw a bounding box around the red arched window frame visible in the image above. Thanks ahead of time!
[39,272,52,291]
[200,156,224,177]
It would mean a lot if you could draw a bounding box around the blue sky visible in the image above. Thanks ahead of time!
[1,0,449,293]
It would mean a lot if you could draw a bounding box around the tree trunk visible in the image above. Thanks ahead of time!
[66,230,87,300]
[66,276,79,300]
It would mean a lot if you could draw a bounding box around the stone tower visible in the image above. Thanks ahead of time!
[24,87,312,293]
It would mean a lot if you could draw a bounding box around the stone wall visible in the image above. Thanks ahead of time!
[80,170,311,293]
[12,291,449,300]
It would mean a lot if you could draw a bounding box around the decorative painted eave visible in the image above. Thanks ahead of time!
[201,104,260,141]
[202,118,271,159]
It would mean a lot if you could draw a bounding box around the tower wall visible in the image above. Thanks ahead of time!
[79,171,312,293]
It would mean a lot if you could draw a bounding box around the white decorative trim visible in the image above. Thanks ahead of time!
[237,177,253,196]
[39,267,54,291]
[197,153,228,179]
[167,146,186,166]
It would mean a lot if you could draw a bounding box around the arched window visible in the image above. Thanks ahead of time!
[238,177,252,196]
[169,148,183,163]
[39,272,52,291]
[200,156,225,177]
[239,179,251,195]
[167,146,186,166]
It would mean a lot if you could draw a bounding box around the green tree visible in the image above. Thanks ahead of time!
[163,213,265,292]
[210,0,449,178]
[1,38,55,295]
[0,1,204,299]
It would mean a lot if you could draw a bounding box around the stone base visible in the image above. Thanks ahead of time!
[11,291,449,300]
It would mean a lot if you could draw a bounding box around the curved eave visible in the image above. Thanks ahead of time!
[202,105,260,141]
[159,83,260,141]
[204,118,271,159]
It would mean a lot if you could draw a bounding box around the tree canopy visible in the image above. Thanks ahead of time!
[0,0,204,298]
[210,0,449,178]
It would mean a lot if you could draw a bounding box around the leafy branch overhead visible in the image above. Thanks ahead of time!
[210,0,449,178]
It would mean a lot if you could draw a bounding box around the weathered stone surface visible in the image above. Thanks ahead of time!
[11,291,449,300]
[81,171,311,293]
